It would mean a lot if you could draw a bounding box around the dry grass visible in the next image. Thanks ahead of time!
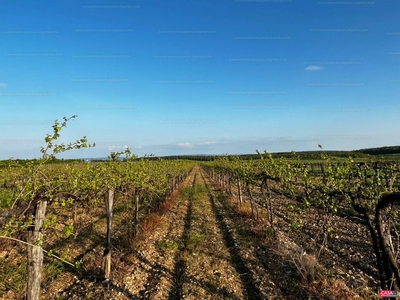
[271,245,376,300]
[233,202,253,219]
[160,198,174,212]
[290,249,319,282]
[140,214,161,234]
[303,278,376,300]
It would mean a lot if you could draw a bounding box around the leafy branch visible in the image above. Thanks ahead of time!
[40,115,95,161]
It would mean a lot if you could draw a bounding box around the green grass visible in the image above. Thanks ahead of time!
[0,258,27,298]
[187,233,206,246]
[156,240,181,252]
[41,259,68,285]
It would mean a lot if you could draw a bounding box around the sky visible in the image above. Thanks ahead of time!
[0,0,399,159]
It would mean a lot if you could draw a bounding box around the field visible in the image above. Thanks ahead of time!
[1,154,400,299]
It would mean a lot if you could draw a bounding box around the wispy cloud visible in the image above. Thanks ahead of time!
[305,65,323,71]
[0,82,8,88]
[177,142,194,148]
[107,145,129,151]
[201,141,217,145]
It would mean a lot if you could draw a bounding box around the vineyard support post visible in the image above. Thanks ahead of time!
[237,179,243,205]
[103,188,114,281]
[27,199,48,300]
[246,182,255,219]
[375,162,380,179]
[227,175,233,196]
[134,192,140,236]
[263,178,274,234]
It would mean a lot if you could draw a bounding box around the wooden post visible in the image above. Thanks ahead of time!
[228,175,232,195]
[27,199,47,300]
[103,189,114,281]
[237,179,243,205]
[246,183,255,219]
[134,192,140,236]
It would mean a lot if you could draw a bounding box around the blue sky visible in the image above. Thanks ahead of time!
[1,0,399,159]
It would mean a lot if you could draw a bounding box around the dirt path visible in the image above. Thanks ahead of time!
[123,167,250,299]
[122,168,198,299]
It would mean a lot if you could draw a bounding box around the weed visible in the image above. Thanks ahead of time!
[42,260,66,285]
[234,203,253,219]
[187,233,205,247]
[141,214,161,233]
[180,187,194,198]
[156,240,181,252]
[0,258,27,297]
[291,249,320,282]
[160,199,174,212]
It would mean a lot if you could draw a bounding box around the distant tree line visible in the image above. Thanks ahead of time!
[356,145,400,155]
[2,145,400,165]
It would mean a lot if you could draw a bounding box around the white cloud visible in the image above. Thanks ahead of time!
[305,65,323,71]
[108,145,131,150]
[202,141,217,145]
[0,82,8,88]
[178,142,194,148]
[200,139,228,146]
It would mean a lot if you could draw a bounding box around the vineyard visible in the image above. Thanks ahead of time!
[1,120,400,299]
[202,151,400,298]
[0,156,194,299]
